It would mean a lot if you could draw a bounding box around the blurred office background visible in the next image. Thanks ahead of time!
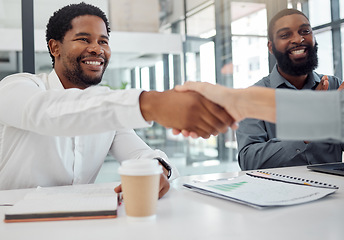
[0,0,343,181]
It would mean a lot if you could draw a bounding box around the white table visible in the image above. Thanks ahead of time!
[0,166,343,240]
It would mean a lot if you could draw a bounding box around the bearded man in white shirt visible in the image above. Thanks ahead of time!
[0,3,232,195]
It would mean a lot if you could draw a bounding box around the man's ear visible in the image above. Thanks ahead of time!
[267,40,273,55]
[48,39,60,58]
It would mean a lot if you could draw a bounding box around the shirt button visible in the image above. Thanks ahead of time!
[296,149,301,153]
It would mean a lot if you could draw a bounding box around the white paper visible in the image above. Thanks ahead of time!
[184,174,337,208]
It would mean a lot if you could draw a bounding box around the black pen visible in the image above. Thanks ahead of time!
[117,193,123,206]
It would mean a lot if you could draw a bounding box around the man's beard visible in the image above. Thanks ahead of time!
[63,55,108,88]
[272,41,318,76]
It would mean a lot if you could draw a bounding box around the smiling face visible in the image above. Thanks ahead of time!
[268,13,318,76]
[49,15,111,89]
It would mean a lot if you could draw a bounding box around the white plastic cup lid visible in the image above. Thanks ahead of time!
[118,159,163,176]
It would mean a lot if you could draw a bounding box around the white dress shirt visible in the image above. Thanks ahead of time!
[0,70,175,190]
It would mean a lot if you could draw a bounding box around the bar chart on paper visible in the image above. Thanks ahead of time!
[183,174,337,208]
[207,181,247,192]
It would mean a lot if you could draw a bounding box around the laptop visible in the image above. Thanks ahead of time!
[307,162,344,176]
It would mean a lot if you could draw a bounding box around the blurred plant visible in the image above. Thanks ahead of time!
[101,81,128,90]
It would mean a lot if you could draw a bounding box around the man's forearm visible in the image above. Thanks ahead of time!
[242,87,276,123]
[226,87,276,123]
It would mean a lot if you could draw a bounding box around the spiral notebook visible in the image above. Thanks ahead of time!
[183,171,338,209]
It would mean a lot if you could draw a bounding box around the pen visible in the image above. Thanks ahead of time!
[117,193,123,206]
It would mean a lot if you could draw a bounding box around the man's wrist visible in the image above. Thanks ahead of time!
[139,91,159,122]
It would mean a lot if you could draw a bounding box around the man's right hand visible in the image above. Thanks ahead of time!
[139,89,234,139]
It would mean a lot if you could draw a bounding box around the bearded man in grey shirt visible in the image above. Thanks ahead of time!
[235,9,344,170]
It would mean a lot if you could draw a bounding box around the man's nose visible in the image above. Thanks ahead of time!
[291,34,305,44]
[87,43,104,54]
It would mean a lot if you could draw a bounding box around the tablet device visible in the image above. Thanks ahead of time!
[307,162,344,176]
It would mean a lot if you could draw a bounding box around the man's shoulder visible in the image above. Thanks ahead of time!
[313,71,341,81]
[313,71,342,88]
[253,75,271,87]
[1,72,49,87]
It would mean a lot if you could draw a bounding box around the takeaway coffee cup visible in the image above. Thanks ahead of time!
[118,159,162,220]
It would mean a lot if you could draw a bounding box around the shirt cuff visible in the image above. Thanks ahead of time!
[276,89,342,141]
[115,89,153,129]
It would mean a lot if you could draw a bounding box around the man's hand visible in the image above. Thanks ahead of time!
[338,81,344,91]
[114,172,170,199]
[157,172,170,198]
[139,89,234,139]
[315,75,329,91]
[175,83,276,128]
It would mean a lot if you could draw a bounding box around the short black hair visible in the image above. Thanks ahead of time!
[268,8,309,41]
[46,2,110,67]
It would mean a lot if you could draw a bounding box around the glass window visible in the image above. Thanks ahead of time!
[183,35,229,170]
[231,3,267,36]
[340,0,344,19]
[308,0,331,27]
[169,54,175,88]
[0,0,22,79]
[141,67,150,91]
[287,1,302,10]
[186,0,210,11]
[0,0,21,28]
[231,3,269,88]
[200,41,216,84]
[314,30,334,76]
[169,20,186,35]
[232,36,269,88]
[341,27,344,76]
[135,67,141,88]
[186,52,199,81]
[155,61,164,92]
[184,38,215,83]
[186,4,215,38]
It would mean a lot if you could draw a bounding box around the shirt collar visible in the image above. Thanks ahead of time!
[304,71,321,89]
[270,64,320,89]
[48,69,65,90]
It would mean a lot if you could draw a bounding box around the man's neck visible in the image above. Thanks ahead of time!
[54,66,88,90]
[277,66,308,90]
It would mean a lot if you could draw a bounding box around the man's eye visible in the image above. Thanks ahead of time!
[99,40,108,45]
[301,29,311,35]
[280,33,289,39]
[77,38,88,42]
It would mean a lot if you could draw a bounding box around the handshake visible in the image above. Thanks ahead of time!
[139,82,276,139]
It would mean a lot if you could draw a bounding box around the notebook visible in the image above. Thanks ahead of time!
[183,170,338,209]
[4,184,118,223]
[307,162,344,176]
